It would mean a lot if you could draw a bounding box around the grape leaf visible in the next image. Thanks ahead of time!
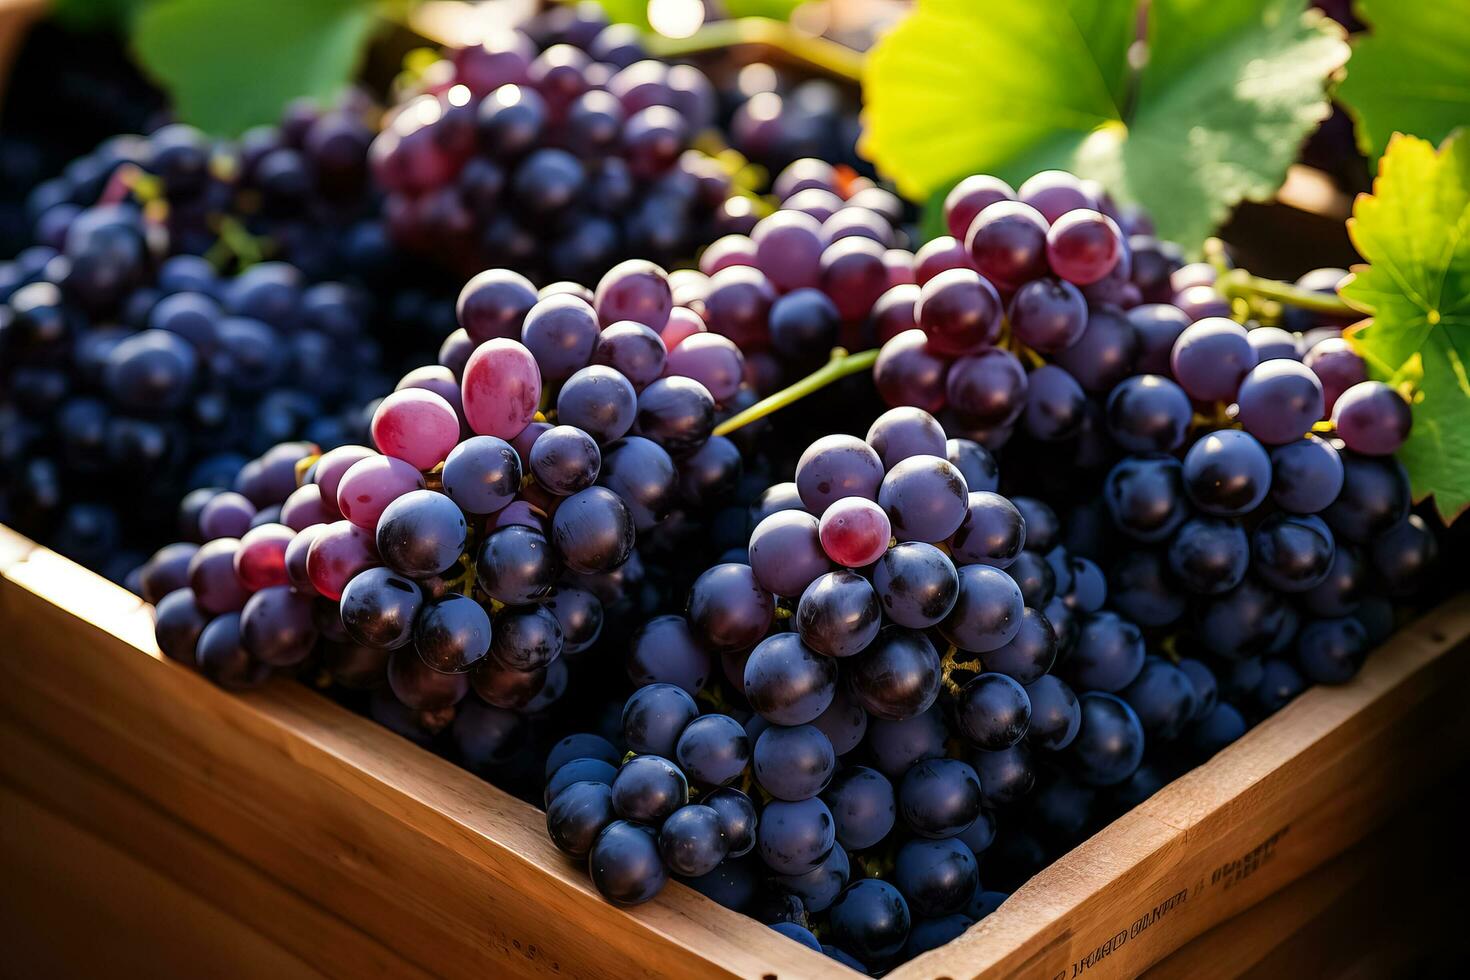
[1340,130,1470,523]
[132,0,378,136]
[1334,0,1470,159]
[592,1,804,32]
[52,0,150,30]
[862,0,1348,251]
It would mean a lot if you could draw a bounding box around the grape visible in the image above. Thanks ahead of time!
[551,486,635,573]
[873,329,949,412]
[527,425,599,496]
[964,201,1049,289]
[828,879,911,965]
[611,755,688,825]
[879,455,969,543]
[414,594,492,673]
[913,237,973,286]
[797,571,882,658]
[915,268,1002,356]
[305,521,379,601]
[1045,209,1122,285]
[1182,430,1272,516]
[456,268,538,343]
[557,365,637,443]
[983,607,1058,684]
[898,757,981,839]
[634,375,715,457]
[754,723,836,800]
[599,436,677,531]
[659,804,729,877]
[702,265,776,351]
[676,714,750,787]
[488,605,562,671]
[388,647,469,710]
[593,321,666,392]
[940,564,1025,654]
[1269,434,1344,514]
[1332,380,1412,456]
[1170,318,1256,402]
[622,683,699,757]
[337,454,426,531]
[1009,277,1088,353]
[313,445,374,517]
[1251,513,1335,592]
[1066,611,1145,692]
[775,845,850,915]
[627,615,711,694]
[1295,616,1369,684]
[375,489,467,580]
[280,486,333,533]
[894,838,978,918]
[1120,659,1198,740]
[946,349,1028,428]
[945,439,998,494]
[199,491,256,539]
[748,509,834,598]
[818,497,891,568]
[823,766,896,850]
[1370,514,1438,597]
[371,388,460,471]
[796,435,884,515]
[589,821,668,905]
[948,491,1025,567]
[1304,336,1366,413]
[687,562,775,653]
[866,407,947,467]
[339,567,424,650]
[1021,363,1088,441]
[1108,550,1186,627]
[848,627,942,721]
[475,525,558,603]
[520,293,599,383]
[704,787,758,858]
[239,586,317,667]
[1167,516,1249,595]
[664,332,743,403]
[547,781,617,859]
[1018,170,1096,222]
[1300,544,1365,617]
[1233,360,1325,445]
[1053,307,1139,393]
[956,673,1031,749]
[872,542,960,628]
[1247,326,1300,362]
[1128,303,1190,374]
[1066,693,1145,786]
[1188,703,1247,756]
[1194,577,1290,659]
[865,707,948,779]
[234,523,293,591]
[1025,674,1082,750]
[678,435,742,506]
[757,797,837,875]
[944,174,1016,240]
[196,613,271,691]
[744,632,838,725]
[1322,453,1409,543]
[769,288,841,364]
[154,589,210,663]
[751,210,824,293]
[1105,374,1191,453]
[820,237,892,323]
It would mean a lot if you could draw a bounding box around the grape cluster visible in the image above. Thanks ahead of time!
[0,202,390,581]
[141,257,757,736]
[372,14,745,283]
[536,408,1159,970]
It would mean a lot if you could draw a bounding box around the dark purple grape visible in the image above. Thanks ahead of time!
[1295,616,1369,684]
[965,200,1048,290]
[1333,380,1412,456]
[589,820,668,905]
[898,757,982,839]
[552,486,635,573]
[1053,307,1139,393]
[1323,453,1409,543]
[1008,277,1087,353]
[770,288,841,364]
[687,562,774,652]
[915,268,1002,356]
[948,491,1025,567]
[659,804,729,877]
[1235,360,1325,445]
[530,425,601,496]
[1066,611,1145,692]
[754,723,836,800]
[1168,516,1249,595]
[489,605,563,671]
[946,349,1028,428]
[593,321,667,391]
[873,329,949,413]
[154,588,210,663]
[520,293,599,383]
[1025,674,1082,750]
[1120,658,1199,740]
[627,614,712,694]
[476,525,559,603]
[196,613,272,690]
[1106,374,1191,453]
[946,438,999,493]
[744,632,838,725]
[983,606,1058,684]
[749,509,834,598]
[456,267,538,343]
[340,566,424,650]
[1128,303,1190,374]
[957,673,1032,749]
[848,626,942,721]
[774,845,850,915]
[1182,430,1272,516]
[797,570,882,658]
[599,435,678,532]
[389,647,469,710]
[878,455,969,543]
[1251,513,1335,592]
[414,594,492,673]
[757,797,836,876]
[872,543,960,629]
[1269,434,1344,514]
[557,365,638,444]
[1066,693,1144,786]
[622,683,699,757]
[676,714,751,787]
[940,564,1025,654]
[705,787,758,858]
[611,755,688,825]
[1171,317,1256,402]
[634,375,715,457]
[894,838,977,918]
[547,780,617,859]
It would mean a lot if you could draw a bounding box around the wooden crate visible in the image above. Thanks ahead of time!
[3,522,1468,979]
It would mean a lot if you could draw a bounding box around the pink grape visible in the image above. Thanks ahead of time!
[1018,170,1097,223]
[965,201,1050,290]
[371,388,461,470]
[1045,209,1123,286]
[819,498,892,568]
[660,307,707,349]
[594,258,672,329]
[462,337,542,439]
[280,484,333,531]
[752,210,826,293]
[699,234,757,276]
[336,454,425,530]
[665,332,744,403]
[883,249,916,289]
[305,520,380,601]
[913,236,973,286]
[944,174,1016,240]
[312,444,374,519]
[915,268,1002,356]
[1304,337,1368,414]
[874,329,950,413]
[234,523,295,591]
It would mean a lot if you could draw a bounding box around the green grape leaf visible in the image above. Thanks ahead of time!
[132,0,378,136]
[591,0,651,30]
[52,0,151,30]
[862,0,1348,251]
[1334,0,1470,159]
[1340,130,1470,523]
[592,1,804,31]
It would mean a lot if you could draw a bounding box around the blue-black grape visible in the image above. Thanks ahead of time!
[971,743,1036,806]
[744,632,838,725]
[704,787,758,859]
[956,673,1032,749]
[822,766,896,851]
[796,570,881,658]
[414,593,492,673]
[828,879,911,965]
[1121,658,1199,740]
[1066,693,1145,786]
[848,626,942,721]
[898,757,982,839]
[676,713,750,787]
[754,723,837,801]
[621,682,699,757]
[1168,516,1249,595]
[588,820,667,905]
[658,803,729,876]
[773,843,850,914]
[872,542,960,629]
[940,564,1025,653]
[339,567,424,650]
[610,755,688,825]
[757,797,836,875]
[547,780,617,859]
[893,837,978,917]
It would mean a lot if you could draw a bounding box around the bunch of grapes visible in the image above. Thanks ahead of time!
[537,406,1259,971]
[0,200,393,581]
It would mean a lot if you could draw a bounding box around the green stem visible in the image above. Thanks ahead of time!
[712,347,878,437]
[643,18,864,83]
[1218,268,1358,318]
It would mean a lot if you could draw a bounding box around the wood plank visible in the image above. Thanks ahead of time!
[0,533,850,980]
[0,787,327,980]
[892,598,1470,980]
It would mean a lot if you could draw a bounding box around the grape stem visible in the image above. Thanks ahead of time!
[712,347,879,437]
[1218,268,1359,318]
[643,18,864,83]
[940,645,982,697]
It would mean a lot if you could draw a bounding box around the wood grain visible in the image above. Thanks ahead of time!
[2,520,1468,980]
